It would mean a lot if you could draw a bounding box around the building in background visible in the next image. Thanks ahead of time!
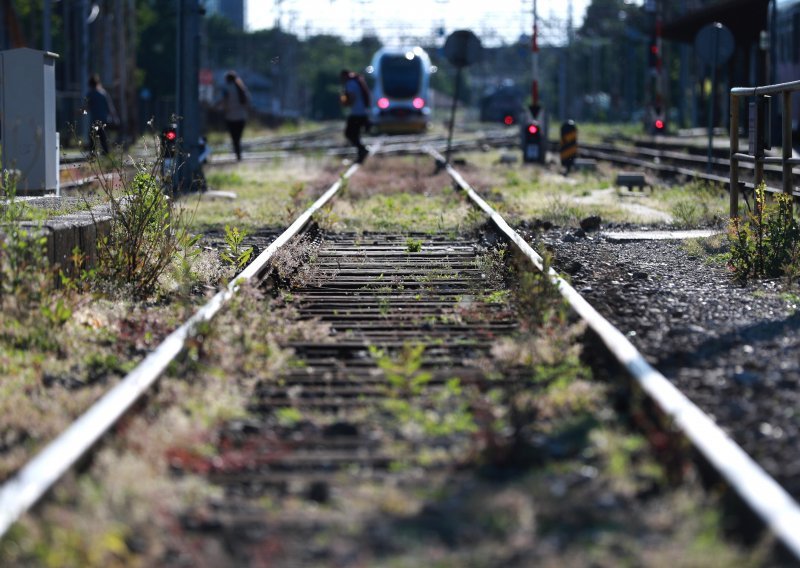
[205,0,246,31]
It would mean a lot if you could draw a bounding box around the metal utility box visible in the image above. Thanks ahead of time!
[0,48,59,195]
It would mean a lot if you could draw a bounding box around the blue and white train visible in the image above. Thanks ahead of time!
[366,47,434,134]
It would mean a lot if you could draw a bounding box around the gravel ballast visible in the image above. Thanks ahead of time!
[544,225,800,500]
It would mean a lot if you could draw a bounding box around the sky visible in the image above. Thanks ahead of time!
[245,0,595,46]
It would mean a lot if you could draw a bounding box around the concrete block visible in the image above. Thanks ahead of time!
[616,171,648,191]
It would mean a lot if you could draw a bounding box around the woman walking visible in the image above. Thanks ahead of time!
[219,70,250,161]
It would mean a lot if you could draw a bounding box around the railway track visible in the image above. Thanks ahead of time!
[189,231,516,495]
[571,137,800,199]
[3,141,800,562]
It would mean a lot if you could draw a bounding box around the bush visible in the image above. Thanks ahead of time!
[89,149,200,299]
[728,183,800,283]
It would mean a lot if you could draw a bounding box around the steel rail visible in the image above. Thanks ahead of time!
[0,151,370,539]
[573,142,798,197]
[424,145,800,559]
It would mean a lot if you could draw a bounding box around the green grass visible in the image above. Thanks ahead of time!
[182,157,324,232]
[653,180,728,228]
[333,192,473,233]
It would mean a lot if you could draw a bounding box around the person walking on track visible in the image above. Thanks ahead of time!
[340,69,371,163]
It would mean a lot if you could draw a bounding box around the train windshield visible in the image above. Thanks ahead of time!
[379,55,422,98]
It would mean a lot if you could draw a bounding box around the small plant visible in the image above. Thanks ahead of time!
[512,248,568,328]
[219,224,254,269]
[59,247,97,295]
[728,182,800,283]
[405,237,423,253]
[275,407,303,427]
[483,290,510,304]
[370,342,432,398]
[671,200,700,228]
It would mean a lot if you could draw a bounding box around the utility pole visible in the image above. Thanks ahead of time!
[176,0,203,191]
[116,0,128,146]
[43,0,51,52]
[531,0,540,117]
[79,0,89,147]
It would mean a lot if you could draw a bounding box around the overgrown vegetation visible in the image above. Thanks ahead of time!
[0,136,216,486]
[87,150,201,299]
[0,172,49,305]
[728,183,800,283]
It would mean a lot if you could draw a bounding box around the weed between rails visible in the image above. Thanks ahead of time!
[363,235,591,471]
[219,224,254,271]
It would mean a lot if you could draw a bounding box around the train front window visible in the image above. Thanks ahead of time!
[380,55,422,98]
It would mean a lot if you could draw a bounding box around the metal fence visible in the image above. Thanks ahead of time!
[729,80,800,218]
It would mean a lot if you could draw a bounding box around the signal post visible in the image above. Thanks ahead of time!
[175,0,205,192]
[523,0,547,164]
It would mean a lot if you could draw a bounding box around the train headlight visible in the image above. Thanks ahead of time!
[412,97,425,109]
[377,97,390,109]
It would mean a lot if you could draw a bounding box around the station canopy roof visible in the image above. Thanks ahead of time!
[661,0,769,44]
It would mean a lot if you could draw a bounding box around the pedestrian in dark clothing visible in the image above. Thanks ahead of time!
[219,70,250,161]
[340,69,371,163]
[86,74,118,155]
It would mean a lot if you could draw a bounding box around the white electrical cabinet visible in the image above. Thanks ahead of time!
[0,48,59,195]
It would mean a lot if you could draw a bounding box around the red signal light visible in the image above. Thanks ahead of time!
[377,97,390,109]
[165,130,177,141]
[504,115,514,125]
[655,119,664,130]
[528,124,539,135]
[412,97,425,109]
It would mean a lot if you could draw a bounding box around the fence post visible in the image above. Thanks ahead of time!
[783,90,794,200]
[730,93,739,218]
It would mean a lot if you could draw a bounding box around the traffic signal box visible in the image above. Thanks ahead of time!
[160,124,179,192]
[560,120,578,171]
[648,41,659,69]
[522,121,543,163]
[161,125,178,158]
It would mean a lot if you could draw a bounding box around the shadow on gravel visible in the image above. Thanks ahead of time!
[657,312,800,371]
